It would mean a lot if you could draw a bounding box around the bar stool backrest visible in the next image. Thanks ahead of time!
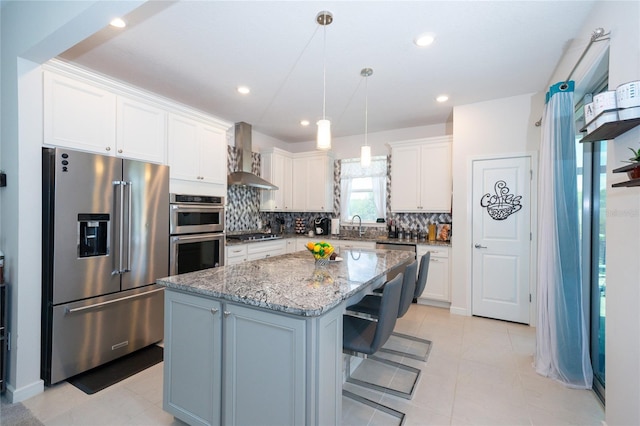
[370,273,404,353]
[414,252,431,299]
[398,260,418,318]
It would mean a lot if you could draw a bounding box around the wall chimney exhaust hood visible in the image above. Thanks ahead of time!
[228,122,278,190]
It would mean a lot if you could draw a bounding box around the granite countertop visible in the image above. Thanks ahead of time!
[157,249,414,317]
[226,232,452,247]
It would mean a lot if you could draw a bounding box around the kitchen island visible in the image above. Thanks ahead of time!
[157,248,413,426]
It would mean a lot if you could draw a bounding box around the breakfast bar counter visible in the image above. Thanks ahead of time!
[157,248,413,426]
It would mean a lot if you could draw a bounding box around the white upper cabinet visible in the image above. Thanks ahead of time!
[168,113,227,185]
[116,95,167,163]
[44,70,168,163]
[260,148,293,211]
[292,152,334,212]
[390,136,452,212]
[44,71,117,154]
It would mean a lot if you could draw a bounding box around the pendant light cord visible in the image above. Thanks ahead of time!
[364,74,369,146]
[322,23,327,120]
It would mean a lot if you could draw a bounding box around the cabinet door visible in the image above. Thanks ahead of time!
[199,124,227,185]
[420,142,452,212]
[390,145,421,212]
[281,155,293,210]
[285,238,297,254]
[260,152,292,211]
[226,244,248,265]
[223,303,305,426]
[168,114,200,181]
[305,155,331,211]
[43,71,116,154]
[291,159,308,211]
[164,290,222,426]
[116,95,166,163]
[419,254,450,301]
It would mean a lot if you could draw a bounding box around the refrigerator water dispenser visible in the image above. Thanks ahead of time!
[78,213,109,257]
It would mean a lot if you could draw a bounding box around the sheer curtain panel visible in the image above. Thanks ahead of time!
[535,81,593,389]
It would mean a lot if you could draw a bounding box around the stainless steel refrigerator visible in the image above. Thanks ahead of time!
[42,147,169,385]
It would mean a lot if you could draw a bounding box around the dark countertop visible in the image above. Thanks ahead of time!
[157,249,414,317]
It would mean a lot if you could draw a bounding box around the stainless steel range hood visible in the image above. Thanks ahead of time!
[228,122,278,190]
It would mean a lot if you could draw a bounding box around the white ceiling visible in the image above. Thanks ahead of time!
[59,0,597,143]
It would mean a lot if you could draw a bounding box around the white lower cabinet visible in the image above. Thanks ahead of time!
[337,240,376,251]
[225,244,247,265]
[163,289,342,426]
[285,238,298,254]
[246,239,286,261]
[417,245,451,304]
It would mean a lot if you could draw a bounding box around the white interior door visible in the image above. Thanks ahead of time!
[472,156,531,324]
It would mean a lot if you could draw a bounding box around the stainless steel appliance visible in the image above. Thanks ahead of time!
[375,242,416,281]
[42,147,169,385]
[314,217,330,235]
[226,232,283,242]
[169,194,225,275]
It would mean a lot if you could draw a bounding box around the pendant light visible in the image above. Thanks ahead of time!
[316,11,333,150]
[360,68,373,167]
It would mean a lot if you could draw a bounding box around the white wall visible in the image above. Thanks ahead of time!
[0,0,144,403]
[252,122,451,159]
[450,93,542,317]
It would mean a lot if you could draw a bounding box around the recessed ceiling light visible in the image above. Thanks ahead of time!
[436,95,449,103]
[414,33,435,47]
[110,18,126,28]
[300,120,310,126]
[237,86,250,95]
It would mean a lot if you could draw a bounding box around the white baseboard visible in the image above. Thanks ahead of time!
[449,306,470,316]
[6,379,45,403]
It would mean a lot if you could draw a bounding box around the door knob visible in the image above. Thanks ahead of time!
[474,243,487,249]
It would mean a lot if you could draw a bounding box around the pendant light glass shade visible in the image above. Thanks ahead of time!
[316,119,332,150]
[316,11,333,150]
[360,145,371,167]
[360,67,373,167]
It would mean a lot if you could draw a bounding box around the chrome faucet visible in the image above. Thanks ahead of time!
[352,215,364,238]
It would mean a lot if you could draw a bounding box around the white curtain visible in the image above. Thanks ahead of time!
[535,81,593,389]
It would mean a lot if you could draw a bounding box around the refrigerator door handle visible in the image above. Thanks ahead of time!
[113,180,124,275]
[123,181,132,273]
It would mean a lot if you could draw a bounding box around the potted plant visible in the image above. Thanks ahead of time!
[626,147,640,179]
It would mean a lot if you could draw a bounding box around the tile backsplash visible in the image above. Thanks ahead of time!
[226,151,452,235]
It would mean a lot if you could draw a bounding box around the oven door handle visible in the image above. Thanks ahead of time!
[171,233,225,243]
[171,204,224,212]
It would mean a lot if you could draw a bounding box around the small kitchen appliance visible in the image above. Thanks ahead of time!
[314,217,330,236]
[331,218,340,235]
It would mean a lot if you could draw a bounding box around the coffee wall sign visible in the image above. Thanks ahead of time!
[480,180,522,221]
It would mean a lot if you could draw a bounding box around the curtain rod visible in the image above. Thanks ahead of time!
[535,27,610,127]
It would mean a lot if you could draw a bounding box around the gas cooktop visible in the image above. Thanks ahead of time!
[226,232,283,242]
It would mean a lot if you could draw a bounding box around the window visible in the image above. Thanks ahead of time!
[340,156,387,223]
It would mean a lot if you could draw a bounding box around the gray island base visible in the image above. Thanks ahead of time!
[157,248,414,426]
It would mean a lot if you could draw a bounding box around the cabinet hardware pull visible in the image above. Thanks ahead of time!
[224,311,231,317]
[474,244,487,249]
[211,308,219,315]
[106,146,111,151]
[118,149,123,153]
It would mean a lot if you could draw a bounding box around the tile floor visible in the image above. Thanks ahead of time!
[17,305,604,425]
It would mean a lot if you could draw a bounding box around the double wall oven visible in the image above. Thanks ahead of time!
[169,194,225,275]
